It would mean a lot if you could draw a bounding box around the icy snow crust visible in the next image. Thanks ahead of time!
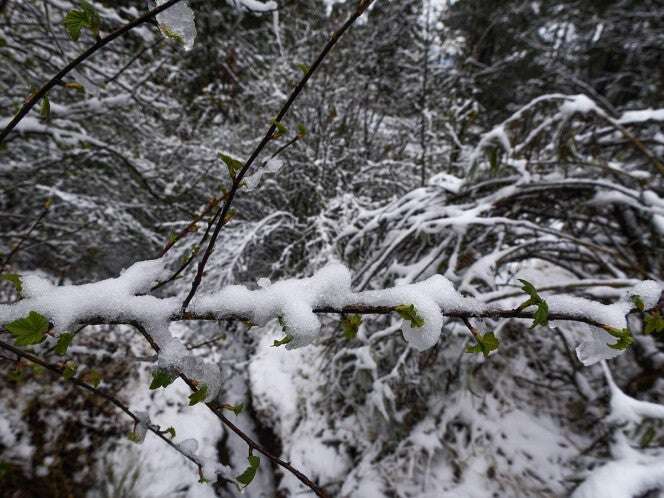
[156,0,197,51]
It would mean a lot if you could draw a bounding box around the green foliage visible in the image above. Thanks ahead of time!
[62,360,78,380]
[516,279,549,328]
[5,311,49,346]
[40,95,50,120]
[219,152,244,180]
[1,273,23,297]
[297,123,307,138]
[295,63,310,74]
[149,369,175,390]
[54,332,74,355]
[640,425,656,448]
[631,294,646,312]
[272,119,288,138]
[465,332,500,358]
[165,426,176,439]
[341,314,362,340]
[188,384,208,406]
[159,24,185,46]
[223,403,244,416]
[0,461,10,480]
[644,311,664,335]
[63,0,100,41]
[605,327,634,351]
[395,304,425,328]
[272,335,293,347]
[127,431,141,443]
[83,369,102,388]
[236,451,260,488]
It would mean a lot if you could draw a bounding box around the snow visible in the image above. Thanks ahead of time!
[618,108,664,125]
[156,0,197,51]
[231,0,278,12]
[0,259,176,334]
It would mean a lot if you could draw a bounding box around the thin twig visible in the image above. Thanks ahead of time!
[181,1,376,311]
[0,0,186,144]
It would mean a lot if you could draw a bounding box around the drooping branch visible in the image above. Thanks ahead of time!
[0,0,187,144]
[0,339,216,482]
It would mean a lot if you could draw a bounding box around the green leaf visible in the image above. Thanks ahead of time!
[223,403,244,416]
[149,369,175,390]
[0,461,10,480]
[297,123,307,138]
[395,304,425,328]
[63,360,78,380]
[127,431,141,443]
[272,335,293,347]
[295,63,310,74]
[640,425,656,448]
[605,327,634,351]
[165,426,176,439]
[1,273,22,297]
[63,10,86,41]
[5,311,49,346]
[236,452,260,488]
[40,95,50,120]
[516,279,549,328]
[532,299,549,328]
[219,152,244,180]
[54,332,74,355]
[83,369,102,388]
[644,311,664,335]
[188,384,208,406]
[465,332,500,358]
[272,119,288,138]
[341,314,362,340]
[64,1,100,41]
[631,295,646,312]
[159,23,185,46]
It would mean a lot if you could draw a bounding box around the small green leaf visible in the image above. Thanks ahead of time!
[605,327,634,351]
[516,279,549,328]
[465,332,500,358]
[83,369,102,388]
[63,360,78,380]
[295,63,310,74]
[0,461,10,480]
[80,0,100,36]
[395,304,425,328]
[640,425,656,448]
[532,299,549,328]
[219,152,244,180]
[5,311,50,346]
[159,23,185,46]
[165,426,176,439]
[1,274,22,297]
[188,384,208,406]
[63,10,85,41]
[127,431,141,443]
[632,295,646,312]
[272,335,293,347]
[297,123,307,138]
[341,314,362,340]
[644,311,664,335]
[236,452,260,488]
[223,403,244,416]
[271,119,288,138]
[54,333,74,355]
[149,369,175,390]
[40,95,50,120]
